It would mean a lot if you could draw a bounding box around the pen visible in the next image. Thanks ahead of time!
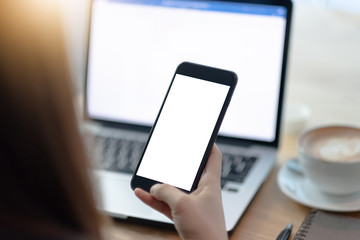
[276,223,292,240]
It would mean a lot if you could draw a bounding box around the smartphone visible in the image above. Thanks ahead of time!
[131,62,237,193]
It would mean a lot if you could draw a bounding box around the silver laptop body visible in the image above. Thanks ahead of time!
[84,0,292,232]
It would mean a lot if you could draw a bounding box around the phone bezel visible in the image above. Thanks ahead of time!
[131,62,237,193]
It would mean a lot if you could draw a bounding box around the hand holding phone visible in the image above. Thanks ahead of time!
[134,144,228,240]
[131,62,237,193]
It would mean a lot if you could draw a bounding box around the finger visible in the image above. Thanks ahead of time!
[134,188,173,219]
[134,188,153,204]
[203,144,222,181]
[150,184,185,209]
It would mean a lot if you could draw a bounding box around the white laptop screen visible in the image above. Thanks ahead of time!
[86,0,288,143]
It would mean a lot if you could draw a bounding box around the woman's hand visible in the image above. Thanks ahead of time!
[134,145,227,240]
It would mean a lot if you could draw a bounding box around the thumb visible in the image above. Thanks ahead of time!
[150,184,184,209]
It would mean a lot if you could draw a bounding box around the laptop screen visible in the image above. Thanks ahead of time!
[86,0,290,144]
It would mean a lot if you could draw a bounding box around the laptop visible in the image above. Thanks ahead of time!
[84,0,292,232]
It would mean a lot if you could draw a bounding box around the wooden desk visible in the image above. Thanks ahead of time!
[105,4,360,240]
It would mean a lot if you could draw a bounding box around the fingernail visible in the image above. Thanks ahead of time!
[150,184,160,194]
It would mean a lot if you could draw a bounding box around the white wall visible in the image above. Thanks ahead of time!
[327,0,360,13]
[294,0,360,13]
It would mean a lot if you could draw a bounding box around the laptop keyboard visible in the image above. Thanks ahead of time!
[220,153,257,188]
[87,135,145,174]
[87,135,258,187]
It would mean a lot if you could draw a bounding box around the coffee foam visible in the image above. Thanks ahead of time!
[301,126,360,163]
[315,137,360,162]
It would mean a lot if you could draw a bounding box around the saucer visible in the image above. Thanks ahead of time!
[277,162,360,212]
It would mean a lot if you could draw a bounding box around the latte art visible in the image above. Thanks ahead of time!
[300,126,360,163]
[316,137,360,162]
[298,126,360,195]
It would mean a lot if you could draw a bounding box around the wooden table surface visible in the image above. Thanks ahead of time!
[104,4,360,240]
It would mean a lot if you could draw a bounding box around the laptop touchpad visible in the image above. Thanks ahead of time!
[99,174,153,217]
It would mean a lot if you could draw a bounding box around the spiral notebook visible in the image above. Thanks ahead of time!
[293,209,360,240]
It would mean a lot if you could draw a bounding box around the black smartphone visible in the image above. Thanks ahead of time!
[131,62,237,193]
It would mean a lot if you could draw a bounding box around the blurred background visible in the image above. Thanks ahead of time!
[59,0,360,135]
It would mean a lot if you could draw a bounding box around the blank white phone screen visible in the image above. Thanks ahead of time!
[137,74,230,191]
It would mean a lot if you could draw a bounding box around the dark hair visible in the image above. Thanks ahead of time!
[0,1,102,238]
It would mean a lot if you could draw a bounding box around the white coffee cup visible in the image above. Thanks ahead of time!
[298,125,360,195]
